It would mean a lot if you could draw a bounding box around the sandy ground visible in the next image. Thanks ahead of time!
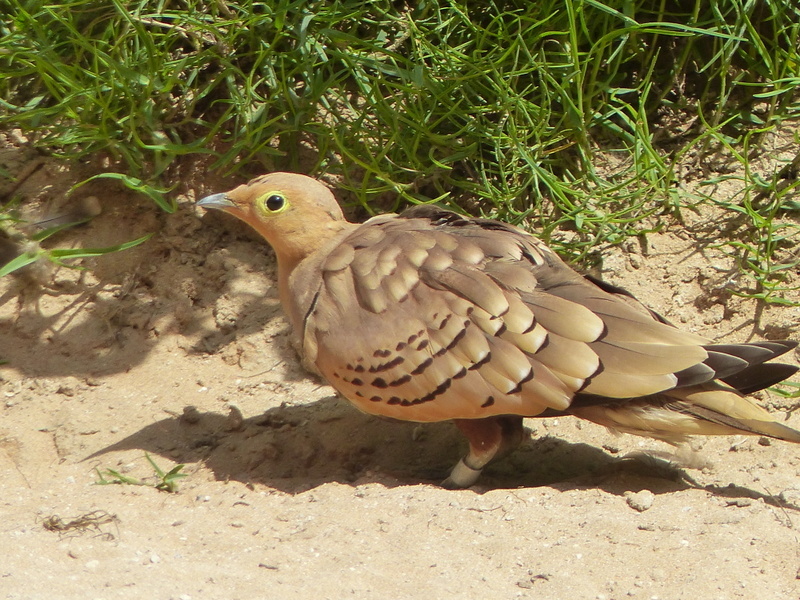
[1,131,800,600]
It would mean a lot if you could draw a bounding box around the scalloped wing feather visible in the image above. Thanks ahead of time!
[288,210,753,423]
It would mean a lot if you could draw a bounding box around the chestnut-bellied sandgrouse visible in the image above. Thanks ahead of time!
[198,172,799,487]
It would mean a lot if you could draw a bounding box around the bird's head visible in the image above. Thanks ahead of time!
[197,172,351,270]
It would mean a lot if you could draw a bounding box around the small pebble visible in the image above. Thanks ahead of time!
[181,406,202,424]
[779,489,800,505]
[726,498,753,507]
[226,404,244,431]
[625,490,655,512]
[150,553,161,564]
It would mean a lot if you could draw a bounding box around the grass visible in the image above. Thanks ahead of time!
[95,452,189,493]
[0,196,152,277]
[0,0,799,300]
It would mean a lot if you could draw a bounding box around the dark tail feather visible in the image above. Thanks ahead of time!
[721,362,799,395]
[674,340,797,388]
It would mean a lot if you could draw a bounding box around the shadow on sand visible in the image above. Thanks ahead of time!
[84,397,798,511]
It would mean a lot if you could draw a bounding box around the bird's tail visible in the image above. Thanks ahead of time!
[568,340,800,444]
[569,383,800,444]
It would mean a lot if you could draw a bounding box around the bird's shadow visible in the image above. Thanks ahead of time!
[84,397,796,511]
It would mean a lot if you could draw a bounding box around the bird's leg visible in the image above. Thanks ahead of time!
[442,416,526,488]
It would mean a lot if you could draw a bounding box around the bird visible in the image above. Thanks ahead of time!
[197,172,800,488]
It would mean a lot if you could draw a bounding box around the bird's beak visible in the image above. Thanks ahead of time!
[197,193,236,211]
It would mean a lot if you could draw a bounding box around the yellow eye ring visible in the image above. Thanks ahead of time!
[256,191,289,215]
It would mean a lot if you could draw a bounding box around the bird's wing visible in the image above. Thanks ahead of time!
[289,206,731,423]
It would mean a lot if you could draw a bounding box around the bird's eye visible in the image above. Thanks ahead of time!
[265,194,285,212]
[256,191,288,215]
